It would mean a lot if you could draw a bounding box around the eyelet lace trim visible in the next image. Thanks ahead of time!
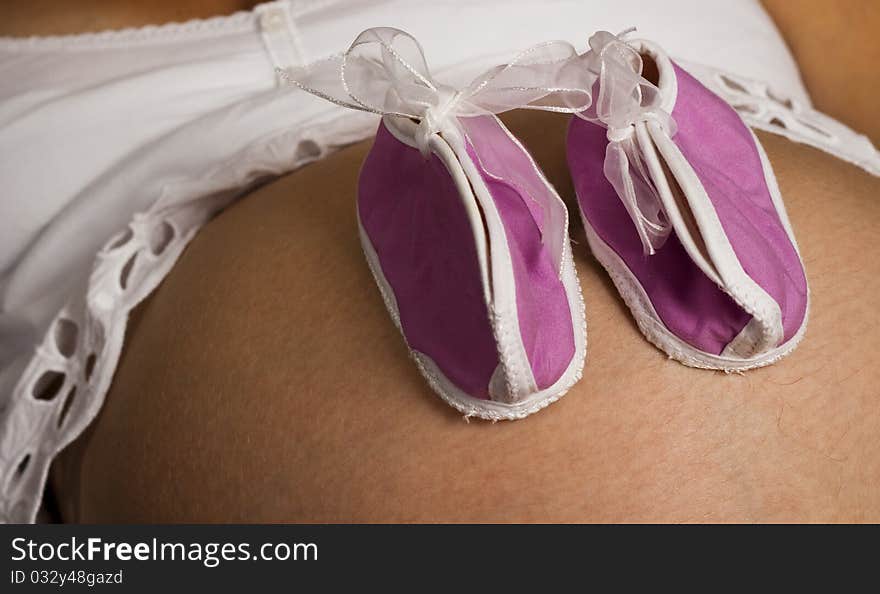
[679,60,880,175]
[0,111,375,523]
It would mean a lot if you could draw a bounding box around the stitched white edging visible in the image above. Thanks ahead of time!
[646,123,785,353]
[482,115,587,402]
[580,214,808,371]
[717,128,811,355]
[368,116,585,420]
[752,129,804,257]
[383,116,535,400]
[444,124,540,400]
[487,113,587,392]
[579,39,806,367]
[631,39,786,355]
[358,216,585,421]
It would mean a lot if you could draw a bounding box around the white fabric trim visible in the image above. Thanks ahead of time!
[371,114,586,416]
[256,2,306,70]
[646,124,785,354]
[385,114,540,401]
[383,116,492,299]
[575,39,817,369]
[635,39,786,355]
[580,214,809,372]
[0,110,377,523]
[445,124,540,401]
[360,215,586,421]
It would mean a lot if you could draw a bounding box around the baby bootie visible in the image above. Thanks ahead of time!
[282,28,588,418]
[567,31,808,370]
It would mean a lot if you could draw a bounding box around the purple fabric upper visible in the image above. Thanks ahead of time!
[359,117,574,398]
[359,122,498,398]
[671,65,807,344]
[568,62,808,354]
[461,116,575,390]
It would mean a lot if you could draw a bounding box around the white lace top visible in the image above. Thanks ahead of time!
[1,0,878,523]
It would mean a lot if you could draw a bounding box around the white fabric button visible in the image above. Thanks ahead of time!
[260,8,286,33]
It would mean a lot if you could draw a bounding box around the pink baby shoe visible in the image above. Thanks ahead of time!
[567,31,808,370]
[282,28,588,418]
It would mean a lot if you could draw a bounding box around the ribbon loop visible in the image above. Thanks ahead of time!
[278,27,594,156]
[279,27,675,255]
[577,30,677,255]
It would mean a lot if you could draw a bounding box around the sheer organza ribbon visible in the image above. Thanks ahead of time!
[576,30,677,255]
[278,27,675,256]
[276,27,592,156]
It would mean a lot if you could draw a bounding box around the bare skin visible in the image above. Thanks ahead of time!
[761,0,880,145]
[2,2,877,522]
[0,1,262,37]
[51,109,880,522]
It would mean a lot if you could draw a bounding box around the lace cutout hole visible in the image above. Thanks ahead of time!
[120,254,137,290]
[54,318,78,358]
[296,139,322,161]
[108,227,134,251]
[58,387,77,428]
[14,454,31,481]
[769,117,787,129]
[149,221,175,256]
[33,371,65,401]
[84,353,97,381]
[766,89,794,110]
[718,74,748,94]
[732,103,759,115]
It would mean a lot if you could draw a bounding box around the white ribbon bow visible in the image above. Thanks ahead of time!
[277,27,592,156]
[577,30,677,255]
[279,27,675,256]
